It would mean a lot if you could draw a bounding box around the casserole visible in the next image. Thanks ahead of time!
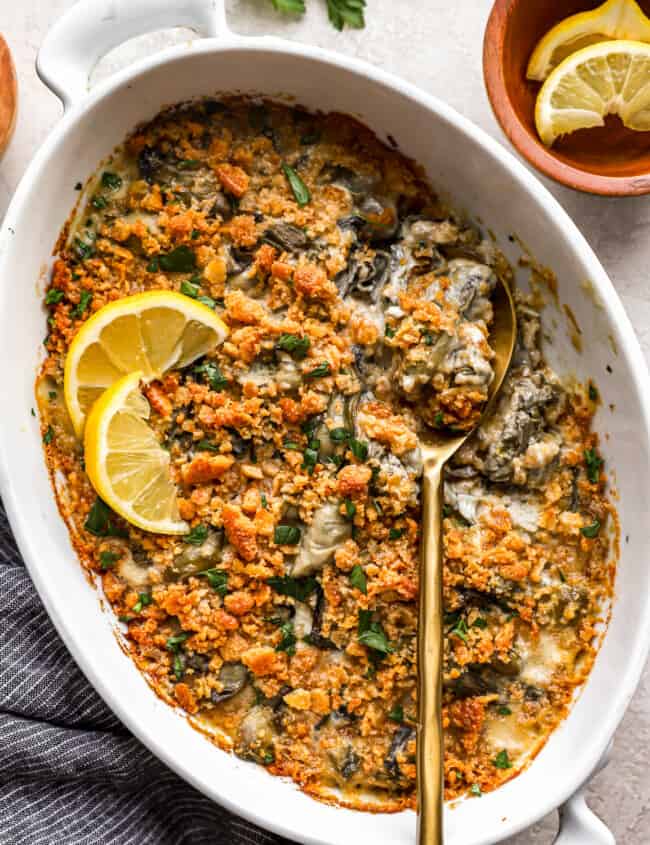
[0,0,649,841]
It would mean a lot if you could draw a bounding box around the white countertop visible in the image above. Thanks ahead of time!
[2,1,649,842]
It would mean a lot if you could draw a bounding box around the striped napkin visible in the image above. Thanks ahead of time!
[0,498,295,845]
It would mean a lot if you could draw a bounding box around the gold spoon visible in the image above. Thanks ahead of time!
[416,276,517,844]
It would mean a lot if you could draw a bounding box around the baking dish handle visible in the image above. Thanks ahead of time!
[37,0,229,110]
[554,746,615,845]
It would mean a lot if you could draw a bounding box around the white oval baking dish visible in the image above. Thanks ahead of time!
[1,2,649,843]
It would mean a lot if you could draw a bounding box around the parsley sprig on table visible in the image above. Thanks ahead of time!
[270,0,366,31]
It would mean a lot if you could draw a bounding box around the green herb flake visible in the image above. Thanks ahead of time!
[423,331,434,346]
[166,632,191,652]
[389,527,404,540]
[99,551,120,570]
[261,493,269,510]
[91,195,108,210]
[344,499,356,520]
[194,360,228,391]
[201,568,229,596]
[133,592,152,614]
[147,257,159,273]
[433,411,444,428]
[581,520,601,538]
[451,618,469,643]
[45,289,64,306]
[158,245,197,273]
[267,574,317,602]
[185,524,209,545]
[329,427,351,443]
[196,439,219,452]
[101,171,122,191]
[472,617,488,629]
[357,609,393,655]
[281,162,311,206]
[42,425,54,445]
[302,447,319,474]
[180,280,200,298]
[493,749,512,770]
[48,390,57,401]
[197,295,216,309]
[172,652,185,680]
[277,333,310,360]
[283,440,302,451]
[588,383,599,401]
[73,290,93,318]
[274,524,301,545]
[276,621,297,655]
[305,361,331,380]
[388,704,403,723]
[326,0,366,30]
[470,784,482,797]
[271,0,306,13]
[84,497,127,538]
[349,439,368,461]
[498,706,512,716]
[384,325,396,338]
[349,564,367,594]
[584,448,603,483]
[263,749,276,765]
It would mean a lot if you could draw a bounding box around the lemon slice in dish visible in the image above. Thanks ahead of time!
[64,290,228,437]
[84,371,188,535]
[535,39,650,146]
[527,0,650,81]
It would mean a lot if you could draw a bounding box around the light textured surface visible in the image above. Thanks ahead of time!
[1,1,649,842]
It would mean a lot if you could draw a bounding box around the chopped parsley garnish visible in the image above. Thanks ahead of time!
[166,632,190,651]
[277,333,310,360]
[450,618,469,643]
[274,524,301,545]
[344,499,356,520]
[493,749,512,770]
[283,440,301,451]
[178,159,202,170]
[73,290,93,318]
[357,609,393,654]
[388,704,404,723]
[433,411,444,428]
[276,621,297,655]
[263,749,275,765]
[498,706,512,716]
[261,493,269,510]
[172,653,185,680]
[45,289,64,305]
[99,551,120,570]
[305,361,331,379]
[101,171,122,191]
[584,448,603,483]
[197,295,216,308]
[581,520,601,538]
[589,383,599,401]
[329,427,352,443]
[84,497,127,538]
[185,524,208,545]
[193,360,228,391]
[423,331,434,346]
[267,574,317,601]
[384,325,395,338]
[349,564,367,594]
[472,617,488,629]
[349,439,368,461]
[91,195,108,210]
[180,279,200,298]
[470,784,482,797]
[133,592,152,614]
[158,245,196,273]
[281,162,311,206]
[326,0,366,30]
[302,447,319,474]
[200,568,228,596]
[196,439,219,452]
[42,425,54,445]
[389,527,403,540]
[74,237,95,260]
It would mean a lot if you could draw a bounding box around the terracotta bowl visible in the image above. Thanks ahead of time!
[0,36,17,159]
[484,0,650,195]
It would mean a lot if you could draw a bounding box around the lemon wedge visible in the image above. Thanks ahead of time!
[64,291,228,437]
[84,371,188,535]
[535,39,650,146]
[527,0,650,81]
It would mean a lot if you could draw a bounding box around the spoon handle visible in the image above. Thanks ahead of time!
[417,457,445,845]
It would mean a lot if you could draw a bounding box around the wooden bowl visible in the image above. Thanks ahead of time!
[484,0,650,195]
[0,36,17,160]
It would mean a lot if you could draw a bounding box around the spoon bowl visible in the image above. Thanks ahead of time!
[416,276,517,844]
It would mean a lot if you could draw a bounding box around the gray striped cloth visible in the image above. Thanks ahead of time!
[0,498,295,845]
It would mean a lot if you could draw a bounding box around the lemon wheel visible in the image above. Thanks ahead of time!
[64,291,228,437]
[84,372,188,535]
[535,39,650,146]
[527,0,650,81]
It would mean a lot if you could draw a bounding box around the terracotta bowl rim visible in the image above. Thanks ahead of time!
[483,0,650,197]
